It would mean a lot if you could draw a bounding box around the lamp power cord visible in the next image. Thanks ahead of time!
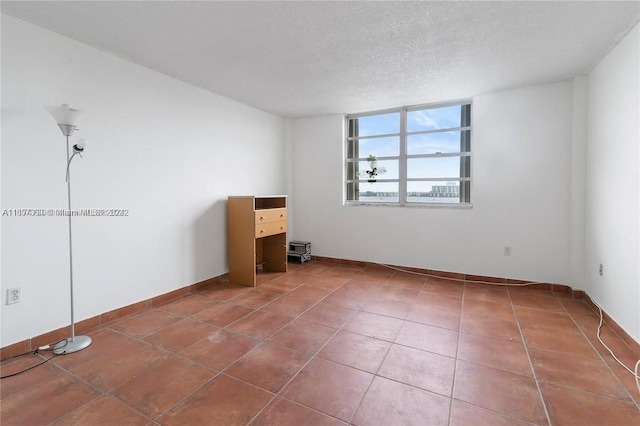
[0,339,67,379]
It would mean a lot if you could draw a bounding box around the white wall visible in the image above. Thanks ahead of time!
[1,15,285,346]
[585,24,639,342]
[289,82,573,285]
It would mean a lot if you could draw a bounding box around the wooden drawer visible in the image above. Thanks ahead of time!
[255,220,287,238]
[255,208,287,224]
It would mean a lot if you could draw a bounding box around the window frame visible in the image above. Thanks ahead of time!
[345,99,473,208]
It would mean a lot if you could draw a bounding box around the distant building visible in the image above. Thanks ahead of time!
[431,182,459,197]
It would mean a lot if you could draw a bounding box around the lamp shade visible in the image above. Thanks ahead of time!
[45,104,81,126]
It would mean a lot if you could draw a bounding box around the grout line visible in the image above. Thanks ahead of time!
[448,278,466,426]
[508,290,553,426]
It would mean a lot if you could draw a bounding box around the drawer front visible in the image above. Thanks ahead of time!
[255,220,287,238]
[255,208,287,224]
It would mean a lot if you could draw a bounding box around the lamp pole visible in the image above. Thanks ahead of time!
[65,134,77,343]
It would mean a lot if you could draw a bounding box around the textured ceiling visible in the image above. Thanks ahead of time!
[2,1,639,117]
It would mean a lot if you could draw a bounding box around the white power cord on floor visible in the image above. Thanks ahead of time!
[595,305,640,395]
[374,262,541,286]
[369,260,640,395]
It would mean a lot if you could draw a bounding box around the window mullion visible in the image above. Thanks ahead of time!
[399,107,408,206]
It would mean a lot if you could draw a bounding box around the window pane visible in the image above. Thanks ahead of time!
[347,159,399,181]
[347,137,399,158]
[347,182,399,202]
[407,105,462,132]
[407,130,470,155]
[407,181,470,203]
[349,113,400,137]
[407,156,469,179]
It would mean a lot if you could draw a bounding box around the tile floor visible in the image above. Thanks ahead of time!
[1,262,639,425]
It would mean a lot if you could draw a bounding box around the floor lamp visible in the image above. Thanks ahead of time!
[45,104,92,355]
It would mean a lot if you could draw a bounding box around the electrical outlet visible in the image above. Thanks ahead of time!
[7,288,21,305]
[599,263,603,276]
[504,246,512,256]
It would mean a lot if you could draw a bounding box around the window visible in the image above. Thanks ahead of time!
[346,101,471,206]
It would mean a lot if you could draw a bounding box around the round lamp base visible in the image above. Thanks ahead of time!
[53,335,92,355]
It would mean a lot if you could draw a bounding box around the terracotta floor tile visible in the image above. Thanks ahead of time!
[252,397,345,426]
[463,284,510,305]
[229,289,282,309]
[282,357,373,422]
[606,359,640,405]
[463,298,516,322]
[70,341,168,392]
[1,354,63,399]
[191,302,253,327]
[12,260,640,426]
[325,266,365,279]
[308,275,350,289]
[159,374,272,425]
[272,271,317,286]
[156,294,216,316]
[259,278,303,295]
[269,319,336,354]
[385,272,426,291]
[343,279,384,293]
[529,347,632,401]
[509,293,565,312]
[199,283,252,301]
[343,311,404,342]
[571,312,601,336]
[352,376,450,426]
[225,342,310,392]
[287,284,334,301]
[179,329,259,370]
[298,263,335,275]
[378,344,455,396]
[255,270,286,285]
[113,356,214,418]
[375,285,421,303]
[226,310,293,340]
[520,323,599,359]
[559,299,597,317]
[395,321,458,357]
[453,360,547,425]
[362,297,412,319]
[540,382,640,426]
[261,295,317,317]
[507,284,556,299]
[53,395,149,425]
[1,374,100,426]
[406,304,461,330]
[460,312,522,341]
[323,287,372,310]
[318,330,391,373]
[351,270,393,284]
[143,319,219,353]
[514,305,576,329]
[423,277,464,298]
[457,333,532,376]
[414,292,463,313]
[300,302,357,328]
[449,399,534,426]
[106,309,181,339]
